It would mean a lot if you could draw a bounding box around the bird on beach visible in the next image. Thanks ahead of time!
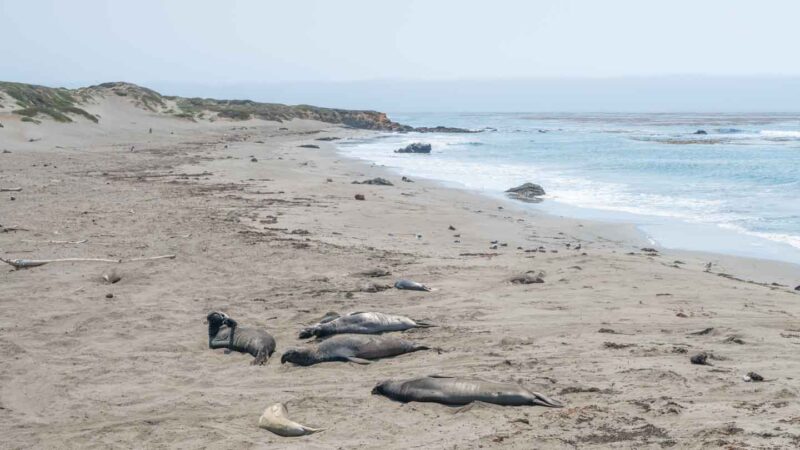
[704,262,713,272]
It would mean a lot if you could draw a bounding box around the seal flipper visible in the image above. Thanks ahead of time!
[529,392,564,408]
[346,356,372,365]
[412,320,436,328]
[252,349,269,366]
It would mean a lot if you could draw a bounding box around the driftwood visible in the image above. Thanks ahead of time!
[22,239,88,245]
[1,254,176,270]
[1,187,22,192]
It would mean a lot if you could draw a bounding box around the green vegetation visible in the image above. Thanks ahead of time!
[20,116,41,124]
[0,81,98,123]
[0,80,411,131]
[88,82,166,111]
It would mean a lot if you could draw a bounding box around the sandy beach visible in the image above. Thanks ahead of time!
[2,94,800,449]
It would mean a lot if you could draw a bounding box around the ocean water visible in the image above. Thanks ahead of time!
[337,113,800,264]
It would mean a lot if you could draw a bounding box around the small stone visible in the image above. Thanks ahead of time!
[690,353,711,365]
[105,293,114,299]
[250,157,258,162]
[448,225,456,231]
[743,371,764,382]
[354,194,365,201]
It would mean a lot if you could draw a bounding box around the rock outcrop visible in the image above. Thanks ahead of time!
[395,143,432,154]
[505,183,546,202]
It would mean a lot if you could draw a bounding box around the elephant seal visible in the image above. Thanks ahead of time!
[258,403,324,437]
[394,279,431,291]
[282,334,430,366]
[299,311,434,339]
[372,375,563,407]
[206,311,276,365]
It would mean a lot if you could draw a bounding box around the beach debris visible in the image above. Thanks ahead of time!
[102,269,122,284]
[694,129,708,135]
[258,403,324,437]
[509,271,545,284]
[690,353,712,365]
[250,157,258,162]
[0,254,175,270]
[0,187,22,192]
[743,372,764,382]
[315,136,340,141]
[448,225,456,231]
[604,342,635,349]
[394,142,431,154]
[598,328,617,334]
[355,268,391,278]
[723,336,745,345]
[352,177,393,186]
[794,285,800,291]
[359,281,392,293]
[401,176,414,182]
[21,239,87,244]
[298,144,320,149]
[394,279,431,291]
[704,262,713,272]
[105,293,114,299]
[689,327,715,336]
[9,196,15,201]
[354,194,365,200]
[505,183,545,203]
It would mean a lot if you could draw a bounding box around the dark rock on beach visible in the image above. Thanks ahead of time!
[395,143,431,154]
[298,144,320,149]
[352,177,393,186]
[509,271,545,284]
[505,183,546,202]
[354,194,365,200]
[694,130,708,135]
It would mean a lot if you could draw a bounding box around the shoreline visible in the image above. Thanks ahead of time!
[334,135,800,287]
[2,109,799,448]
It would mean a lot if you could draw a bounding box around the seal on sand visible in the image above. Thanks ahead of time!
[206,312,276,365]
[258,403,324,437]
[298,311,435,339]
[394,279,431,291]
[372,375,563,407]
[281,334,430,366]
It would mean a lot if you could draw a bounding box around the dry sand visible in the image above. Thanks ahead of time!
[1,98,799,449]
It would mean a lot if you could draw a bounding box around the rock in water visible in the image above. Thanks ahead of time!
[395,143,432,154]
[505,183,546,203]
[694,129,708,135]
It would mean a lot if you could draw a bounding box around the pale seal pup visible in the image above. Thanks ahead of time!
[258,403,324,437]
[281,334,430,366]
[206,311,276,365]
[394,279,431,291]
[372,375,563,407]
[298,311,434,339]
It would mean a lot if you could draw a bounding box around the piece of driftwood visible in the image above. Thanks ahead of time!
[22,239,88,245]
[1,187,22,192]
[1,254,176,270]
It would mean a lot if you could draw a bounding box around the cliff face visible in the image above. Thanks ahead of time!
[0,81,422,131]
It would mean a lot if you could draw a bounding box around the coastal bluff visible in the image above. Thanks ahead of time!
[0,81,471,133]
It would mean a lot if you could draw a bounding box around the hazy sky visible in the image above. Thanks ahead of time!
[3,0,800,111]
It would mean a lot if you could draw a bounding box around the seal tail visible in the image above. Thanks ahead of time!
[301,426,325,434]
[530,392,564,408]
[413,320,436,328]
